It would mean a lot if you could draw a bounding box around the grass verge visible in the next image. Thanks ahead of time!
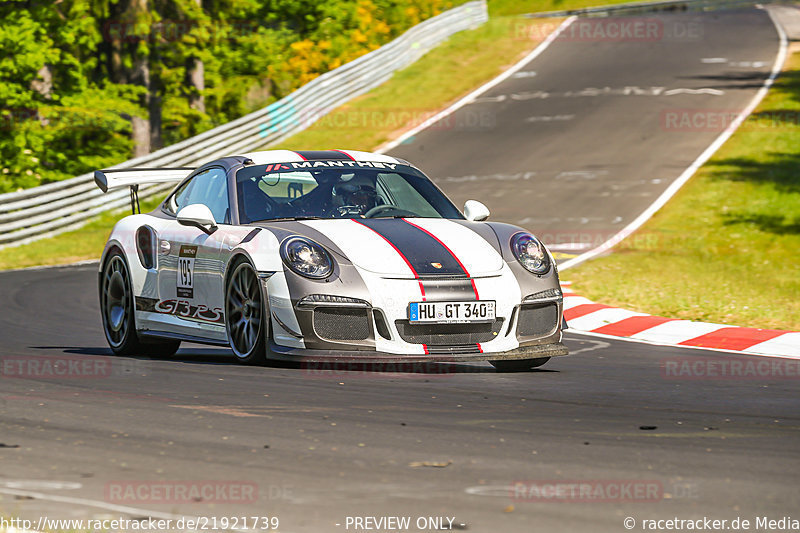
[567,50,800,331]
[0,14,560,270]
[489,0,639,17]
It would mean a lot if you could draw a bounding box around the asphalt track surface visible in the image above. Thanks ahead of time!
[390,8,781,255]
[1,8,798,533]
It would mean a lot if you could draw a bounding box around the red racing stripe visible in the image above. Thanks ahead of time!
[331,149,356,161]
[401,219,479,299]
[592,315,677,337]
[351,219,426,301]
[678,327,788,351]
[563,303,613,321]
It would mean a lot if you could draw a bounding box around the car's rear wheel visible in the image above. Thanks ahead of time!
[490,357,550,372]
[225,261,267,364]
[101,250,180,357]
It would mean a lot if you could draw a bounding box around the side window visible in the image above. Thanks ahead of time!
[170,179,193,214]
[170,168,229,224]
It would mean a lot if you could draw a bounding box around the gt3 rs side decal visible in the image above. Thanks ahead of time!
[136,296,224,324]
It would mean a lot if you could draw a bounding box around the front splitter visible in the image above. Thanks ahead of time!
[266,341,568,363]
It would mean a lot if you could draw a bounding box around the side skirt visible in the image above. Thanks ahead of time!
[138,330,230,347]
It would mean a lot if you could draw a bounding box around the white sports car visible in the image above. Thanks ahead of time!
[95,149,567,371]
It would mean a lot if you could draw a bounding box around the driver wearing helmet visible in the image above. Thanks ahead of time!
[330,173,381,217]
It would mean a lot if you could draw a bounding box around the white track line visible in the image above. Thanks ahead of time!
[377,16,578,154]
[560,6,788,271]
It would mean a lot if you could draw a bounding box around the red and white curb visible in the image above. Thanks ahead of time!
[561,283,800,359]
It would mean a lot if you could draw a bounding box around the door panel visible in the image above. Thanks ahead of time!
[151,167,233,340]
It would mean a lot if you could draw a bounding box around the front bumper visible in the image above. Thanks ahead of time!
[267,262,567,358]
[266,341,568,363]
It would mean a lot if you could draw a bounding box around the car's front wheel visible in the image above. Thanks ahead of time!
[225,261,268,364]
[101,250,180,357]
[490,357,550,372]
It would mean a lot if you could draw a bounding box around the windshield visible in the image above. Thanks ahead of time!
[235,162,463,223]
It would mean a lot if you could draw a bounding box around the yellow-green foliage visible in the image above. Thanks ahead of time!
[0,15,555,271]
[0,0,457,193]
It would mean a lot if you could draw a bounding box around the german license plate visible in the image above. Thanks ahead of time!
[408,301,496,324]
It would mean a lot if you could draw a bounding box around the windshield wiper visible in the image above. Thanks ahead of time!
[255,216,325,222]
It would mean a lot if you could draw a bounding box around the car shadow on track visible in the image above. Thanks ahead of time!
[29,346,556,374]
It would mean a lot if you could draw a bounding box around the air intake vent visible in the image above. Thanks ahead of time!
[517,304,558,338]
[395,319,504,345]
[373,309,392,340]
[135,226,156,269]
[313,307,371,341]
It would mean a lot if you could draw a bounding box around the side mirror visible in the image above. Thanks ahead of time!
[464,200,490,222]
[177,204,218,234]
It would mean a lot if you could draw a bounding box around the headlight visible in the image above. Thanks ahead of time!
[511,232,550,275]
[280,237,333,279]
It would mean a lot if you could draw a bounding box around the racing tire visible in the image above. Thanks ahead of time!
[225,260,268,365]
[100,250,180,357]
[490,357,550,372]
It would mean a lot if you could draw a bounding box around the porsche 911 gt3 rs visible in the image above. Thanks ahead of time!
[95,149,568,371]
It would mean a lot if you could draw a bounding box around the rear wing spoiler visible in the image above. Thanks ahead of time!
[94,167,194,214]
[94,168,194,193]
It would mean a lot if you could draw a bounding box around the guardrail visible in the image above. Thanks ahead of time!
[0,0,488,249]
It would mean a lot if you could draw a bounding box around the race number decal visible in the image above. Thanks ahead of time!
[177,245,197,298]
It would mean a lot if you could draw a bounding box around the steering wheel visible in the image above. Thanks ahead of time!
[364,205,417,218]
